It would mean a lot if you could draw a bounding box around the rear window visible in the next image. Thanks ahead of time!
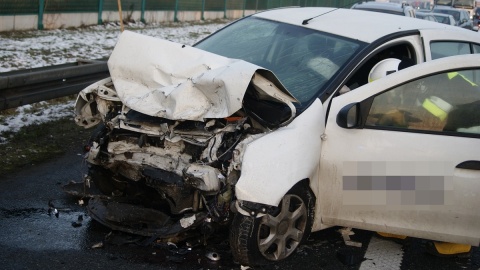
[434,8,460,20]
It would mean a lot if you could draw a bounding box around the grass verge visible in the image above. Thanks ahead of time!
[0,117,92,175]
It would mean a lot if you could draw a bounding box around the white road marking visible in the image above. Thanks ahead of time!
[360,235,404,270]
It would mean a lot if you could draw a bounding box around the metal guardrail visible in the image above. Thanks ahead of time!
[0,60,109,110]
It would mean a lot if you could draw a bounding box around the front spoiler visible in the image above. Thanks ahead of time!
[87,197,207,237]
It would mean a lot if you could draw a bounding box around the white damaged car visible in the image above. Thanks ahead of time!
[72,7,480,266]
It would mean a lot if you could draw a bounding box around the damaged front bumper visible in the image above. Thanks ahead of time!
[87,197,207,237]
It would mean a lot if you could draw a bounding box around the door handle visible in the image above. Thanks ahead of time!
[456,161,480,170]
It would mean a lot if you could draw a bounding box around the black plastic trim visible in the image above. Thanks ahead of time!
[456,161,480,170]
[364,125,480,139]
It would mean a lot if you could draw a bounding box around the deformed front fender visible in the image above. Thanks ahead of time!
[235,99,325,206]
[75,77,119,129]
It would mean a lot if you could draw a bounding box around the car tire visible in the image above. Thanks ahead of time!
[229,182,315,266]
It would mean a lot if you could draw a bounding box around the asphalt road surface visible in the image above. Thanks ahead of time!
[0,148,479,270]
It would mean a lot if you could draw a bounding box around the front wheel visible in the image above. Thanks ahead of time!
[229,182,315,266]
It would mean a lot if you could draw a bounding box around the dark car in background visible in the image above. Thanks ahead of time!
[473,7,480,30]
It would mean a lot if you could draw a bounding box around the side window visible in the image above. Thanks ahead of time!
[431,41,471,59]
[474,44,480,53]
[366,69,480,136]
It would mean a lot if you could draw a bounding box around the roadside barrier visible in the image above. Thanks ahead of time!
[0,60,109,110]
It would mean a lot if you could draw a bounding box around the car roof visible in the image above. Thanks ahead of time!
[416,12,437,21]
[432,12,455,19]
[433,5,460,11]
[416,11,434,17]
[432,12,454,17]
[252,7,461,43]
[351,1,412,12]
[432,12,456,24]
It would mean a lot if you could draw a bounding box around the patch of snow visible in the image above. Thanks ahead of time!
[0,100,76,143]
[0,21,231,142]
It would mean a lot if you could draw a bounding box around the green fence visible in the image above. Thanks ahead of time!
[0,0,359,29]
[1,0,359,14]
[0,0,38,14]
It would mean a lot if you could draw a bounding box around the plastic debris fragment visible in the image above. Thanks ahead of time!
[47,200,59,218]
[338,227,362,247]
[92,242,104,249]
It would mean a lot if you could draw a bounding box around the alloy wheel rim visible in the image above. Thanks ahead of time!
[257,194,308,261]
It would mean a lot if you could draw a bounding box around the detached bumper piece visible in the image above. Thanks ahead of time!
[87,197,207,237]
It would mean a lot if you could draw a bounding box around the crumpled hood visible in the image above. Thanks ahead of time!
[106,30,297,122]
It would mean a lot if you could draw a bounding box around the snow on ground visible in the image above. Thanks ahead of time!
[0,20,231,142]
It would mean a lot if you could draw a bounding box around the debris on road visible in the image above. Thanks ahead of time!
[91,242,104,249]
[205,250,221,261]
[47,200,59,218]
[338,227,362,247]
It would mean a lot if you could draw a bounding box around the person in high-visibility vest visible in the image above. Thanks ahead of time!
[430,71,480,133]
[369,58,474,258]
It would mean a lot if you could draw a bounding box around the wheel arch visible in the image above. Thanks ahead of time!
[229,178,316,266]
[234,178,316,218]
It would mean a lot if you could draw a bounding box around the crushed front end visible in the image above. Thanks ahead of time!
[69,31,297,241]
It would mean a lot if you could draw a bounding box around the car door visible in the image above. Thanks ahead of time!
[318,54,480,246]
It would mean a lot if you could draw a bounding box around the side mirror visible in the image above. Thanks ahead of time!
[336,103,360,128]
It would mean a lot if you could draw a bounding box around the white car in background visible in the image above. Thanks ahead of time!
[433,5,475,29]
[433,12,457,25]
[351,1,416,17]
[73,7,480,266]
[416,11,439,21]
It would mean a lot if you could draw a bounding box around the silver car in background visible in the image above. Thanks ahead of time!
[433,12,457,25]
[433,5,475,29]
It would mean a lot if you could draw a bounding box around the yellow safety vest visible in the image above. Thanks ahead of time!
[422,72,477,120]
[447,72,478,87]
